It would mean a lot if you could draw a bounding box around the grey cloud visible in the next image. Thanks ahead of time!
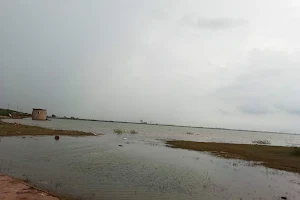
[287,109,300,115]
[1,1,300,133]
[238,104,272,115]
[275,104,300,116]
[281,108,300,115]
[218,109,230,115]
[215,49,300,122]
[216,49,299,99]
[181,16,248,30]
[197,18,247,30]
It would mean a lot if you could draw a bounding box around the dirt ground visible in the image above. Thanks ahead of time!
[0,173,60,200]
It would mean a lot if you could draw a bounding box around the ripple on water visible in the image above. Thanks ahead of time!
[0,120,300,199]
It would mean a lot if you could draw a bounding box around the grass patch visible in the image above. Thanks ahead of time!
[0,109,16,116]
[186,132,193,135]
[0,108,31,118]
[166,140,300,173]
[114,129,124,135]
[252,140,271,145]
[292,147,300,156]
[130,129,138,134]
[0,120,95,136]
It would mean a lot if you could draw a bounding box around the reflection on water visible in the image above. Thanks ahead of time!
[0,119,300,199]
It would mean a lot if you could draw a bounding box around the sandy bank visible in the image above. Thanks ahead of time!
[0,173,60,200]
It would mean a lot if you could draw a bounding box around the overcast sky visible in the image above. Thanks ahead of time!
[1,0,300,133]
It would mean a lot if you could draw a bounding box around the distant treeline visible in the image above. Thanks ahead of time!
[0,108,31,119]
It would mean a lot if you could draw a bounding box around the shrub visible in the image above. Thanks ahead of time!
[252,140,271,145]
[130,129,138,134]
[292,147,300,156]
[114,129,123,135]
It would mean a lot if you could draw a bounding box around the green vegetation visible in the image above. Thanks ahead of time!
[186,132,193,135]
[292,147,300,156]
[0,121,95,136]
[114,129,124,135]
[166,140,300,173]
[252,140,271,145]
[130,129,138,134]
[0,108,31,119]
[0,109,14,116]
[113,129,138,134]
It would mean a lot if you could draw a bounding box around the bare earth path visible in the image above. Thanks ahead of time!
[0,173,60,200]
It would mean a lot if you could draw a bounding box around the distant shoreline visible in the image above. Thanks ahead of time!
[0,108,294,135]
[51,117,293,135]
[0,120,97,137]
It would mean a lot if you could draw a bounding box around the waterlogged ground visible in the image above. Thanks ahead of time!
[0,119,300,199]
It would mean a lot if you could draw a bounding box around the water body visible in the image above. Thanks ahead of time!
[0,118,300,199]
[4,118,300,146]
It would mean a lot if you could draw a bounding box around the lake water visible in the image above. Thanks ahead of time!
[3,118,300,146]
[1,118,300,199]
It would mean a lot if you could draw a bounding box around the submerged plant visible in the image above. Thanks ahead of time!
[252,140,271,145]
[114,129,123,135]
[130,129,138,134]
[292,147,300,156]
[23,176,30,183]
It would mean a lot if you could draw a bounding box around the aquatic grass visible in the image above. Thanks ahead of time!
[114,129,124,135]
[166,140,300,173]
[0,121,94,136]
[186,132,193,135]
[130,129,138,134]
[252,140,271,145]
[23,177,30,183]
[16,176,31,184]
[292,147,300,156]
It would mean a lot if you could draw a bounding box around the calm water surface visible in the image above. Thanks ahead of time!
[4,118,300,146]
[1,118,300,199]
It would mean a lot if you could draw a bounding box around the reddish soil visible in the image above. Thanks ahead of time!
[0,173,60,200]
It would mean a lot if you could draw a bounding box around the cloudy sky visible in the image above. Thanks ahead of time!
[1,0,300,133]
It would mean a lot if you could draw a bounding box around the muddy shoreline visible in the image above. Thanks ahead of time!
[0,120,95,200]
[0,173,63,200]
[167,140,300,173]
[0,120,97,137]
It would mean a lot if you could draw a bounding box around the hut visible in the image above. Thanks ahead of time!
[32,108,47,120]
